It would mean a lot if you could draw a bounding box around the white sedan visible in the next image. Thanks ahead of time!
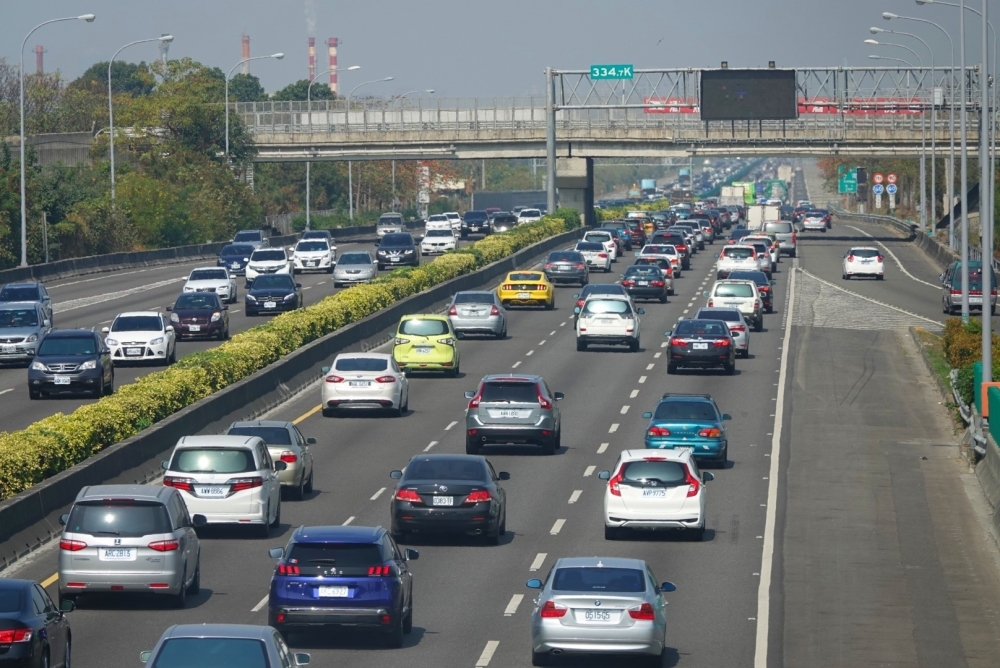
[245,248,292,287]
[583,231,617,261]
[842,246,884,280]
[183,267,237,303]
[292,239,336,274]
[421,229,457,255]
[102,311,177,365]
[321,352,409,417]
[517,208,542,225]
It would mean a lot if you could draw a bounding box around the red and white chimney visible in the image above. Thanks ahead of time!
[327,37,338,94]
[241,35,251,74]
[34,45,44,75]
[308,37,316,81]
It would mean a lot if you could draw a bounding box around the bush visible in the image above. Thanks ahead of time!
[942,317,1000,369]
[595,200,671,222]
[0,215,575,501]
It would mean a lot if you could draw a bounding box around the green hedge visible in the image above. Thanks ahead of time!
[596,200,671,222]
[0,216,577,501]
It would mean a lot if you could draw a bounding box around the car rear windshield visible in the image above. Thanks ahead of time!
[723,248,754,259]
[251,275,294,290]
[226,427,292,445]
[728,272,767,285]
[623,460,689,486]
[674,320,729,337]
[584,233,611,242]
[509,273,543,282]
[715,283,754,298]
[0,589,21,613]
[233,232,263,243]
[221,244,254,256]
[625,266,661,277]
[379,214,403,223]
[339,253,372,265]
[654,400,718,421]
[174,294,220,310]
[381,234,413,246]
[301,231,331,239]
[453,292,494,305]
[335,357,389,372]
[170,448,257,474]
[399,319,449,336]
[287,543,383,568]
[634,258,668,269]
[112,316,162,332]
[480,381,538,404]
[552,567,645,593]
[251,250,285,262]
[37,336,96,356]
[0,286,40,301]
[581,300,632,316]
[151,638,268,668]
[850,249,880,258]
[0,308,38,328]
[403,458,486,481]
[696,309,742,323]
[749,243,770,254]
[644,245,676,255]
[66,501,171,537]
[575,242,604,251]
[296,241,329,251]
[548,251,582,262]
[764,223,793,234]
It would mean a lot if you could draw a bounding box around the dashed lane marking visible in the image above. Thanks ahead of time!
[660,342,668,348]
[424,441,438,452]
[343,516,355,525]
[550,519,566,535]
[568,490,582,504]
[549,330,556,336]
[526,350,534,356]
[620,406,629,414]
[654,352,662,359]
[584,465,596,477]
[370,487,386,501]
[445,421,458,430]
[683,309,689,314]
[0,389,13,397]
[629,389,639,398]
[646,363,655,370]
[609,423,619,433]
[504,595,524,616]
[251,595,269,612]
[230,309,242,314]
[638,375,647,383]
[530,553,547,571]
[302,286,312,290]
[512,361,522,368]
[476,641,500,667]
[539,340,546,346]
[598,442,609,453]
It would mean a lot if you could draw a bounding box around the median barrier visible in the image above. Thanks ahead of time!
[979,390,1000,537]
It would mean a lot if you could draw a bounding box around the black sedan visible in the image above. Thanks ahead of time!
[167,293,229,340]
[0,578,73,668]
[665,318,736,375]
[543,250,589,286]
[728,228,752,245]
[245,274,302,316]
[728,270,776,313]
[216,243,256,275]
[376,233,420,270]
[389,454,509,544]
[620,265,668,303]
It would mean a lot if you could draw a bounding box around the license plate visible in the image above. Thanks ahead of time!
[0,344,14,354]
[433,496,454,506]
[390,257,400,262]
[99,548,135,561]
[318,586,349,598]
[307,261,317,266]
[232,262,241,269]
[125,347,143,356]
[54,375,71,385]
[638,281,649,286]
[598,319,614,325]
[264,301,277,309]
[642,488,667,497]
[861,259,872,264]
[494,409,522,418]
[348,380,371,387]
[188,325,201,332]
[583,610,613,622]
[196,485,228,498]
[970,297,984,304]
[414,346,433,354]
[692,342,709,350]
[517,292,531,299]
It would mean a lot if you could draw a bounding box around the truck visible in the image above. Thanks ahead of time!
[777,165,793,184]
[640,179,657,193]
[745,204,782,230]
[729,181,756,205]
[720,185,746,208]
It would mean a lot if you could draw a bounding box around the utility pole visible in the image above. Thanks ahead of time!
[545,67,557,215]
[981,0,992,383]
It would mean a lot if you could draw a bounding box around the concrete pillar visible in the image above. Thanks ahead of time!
[555,157,594,227]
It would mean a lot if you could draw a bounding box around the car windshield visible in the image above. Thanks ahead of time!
[170,448,257,474]
[509,273,543,282]
[548,251,582,262]
[251,250,285,262]
[379,215,403,224]
[296,241,329,251]
[381,234,413,247]
[66,501,171,538]
[151,638,268,668]
[0,590,22,614]
[634,258,668,269]
[37,337,96,356]
[654,400,718,421]
[287,543,382,568]
[334,357,389,372]
[623,460,689,486]
[112,316,162,332]
[403,458,486,481]
[0,308,38,328]
[480,381,538,404]
[519,209,540,217]
[581,300,632,316]
[575,243,604,251]
[723,248,754,259]
[399,319,449,336]
[190,270,227,281]
[850,249,880,258]
[552,567,645,593]
[674,320,730,337]
[715,283,754,298]
[493,215,517,224]
[453,292,494,305]
[301,231,330,239]
[697,309,742,323]
[251,276,294,290]
[233,232,262,243]
[221,244,254,256]
[174,294,219,310]
[0,286,40,301]
[464,211,488,221]
[426,230,453,238]
[339,253,372,266]
[226,426,292,445]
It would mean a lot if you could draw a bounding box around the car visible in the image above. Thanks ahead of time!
[801,210,827,232]
[376,212,405,240]
[622,219,648,247]
[648,233,690,268]
[425,214,452,233]
[600,226,632,252]
[745,241,773,278]
[266,526,417,647]
[140,624,310,668]
[575,295,643,351]
[461,210,491,237]
[715,245,760,279]
[162,435,284,536]
[727,227,752,245]
[641,393,732,466]
[246,275,302,316]
[690,219,716,243]
[707,279,763,331]
[666,226,699,253]
[490,213,518,233]
[183,267,238,304]
[842,247,885,280]
[694,307,749,357]
[225,421,316,500]
[102,311,177,366]
[600,221,635,250]
[389,454,509,543]
[0,578,73,667]
[443,211,463,232]
[664,318,737,375]
[763,221,797,257]
[0,282,52,325]
[392,314,460,376]
[216,243,256,275]
[543,250,589,286]
[497,271,555,309]
[574,241,611,273]
[321,352,409,415]
[167,292,229,340]
[332,251,377,287]
[583,230,618,261]
[465,374,563,455]
[300,229,334,243]
[291,239,336,274]
[526,556,676,666]
[635,244,681,278]
[572,284,630,315]
[621,265,669,303]
[517,208,542,225]
[599,449,714,540]
[940,261,998,314]
[232,229,268,249]
[743,234,780,265]
[631,257,675,287]
[671,223,704,250]
[0,302,50,366]
[245,248,292,287]
[447,291,507,339]
[727,270,776,314]
[28,329,114,399]
[58,484,204,608]
[421,229,457,255]
[376,233,420,270]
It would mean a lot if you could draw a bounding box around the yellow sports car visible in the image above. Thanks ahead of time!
[392,314,461,376]
[497,271,555,309]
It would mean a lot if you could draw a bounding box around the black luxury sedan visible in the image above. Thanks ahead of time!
[245,274,303,316]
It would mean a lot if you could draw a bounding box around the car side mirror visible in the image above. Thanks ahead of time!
[306,437,317,445]
[841,254,846,258]
[464,391,476,399]
[573,307,580,314]
[139,651,152,664]
[714,253,720,258]
[554,392,564,401]
[526,578,543,589]
[296,283,302,288]
[636,308,645,315]
[165,325,174,332]
[101,327,110,334]
[405,548,420,561]
[390,470,403,479]
[192,514,208,528]
[59,513,69,526]
[597,470,611,480]
[498,471,511,481]
[642,411,653,419]
[722,413,732,421]
[294,653,311,666]
[274,461,288,471]
[634,251,640,257]
[321,366,331,374]
[703,471,715,482]
[268,547,284,559]
[165,306,172,312]
[59,599,75,612]
[43,319,51,328]
[663,330,672,336]
[770,280,776,286]
[660,581,677,593]
[572,293,580,298]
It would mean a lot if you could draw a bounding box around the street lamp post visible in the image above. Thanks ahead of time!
[18,13,96,268]
[109,35,173,201]
[305,65,360,230]
[226,53,283,163]
[345,77,394,221]
[391,90,434,204]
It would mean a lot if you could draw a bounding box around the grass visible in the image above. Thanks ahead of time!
[913,327,965,430]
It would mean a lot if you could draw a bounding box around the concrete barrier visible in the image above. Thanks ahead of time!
[978,429,1000,539]
[0,226,583,569]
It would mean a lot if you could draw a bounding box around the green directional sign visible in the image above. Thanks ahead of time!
[590,64,634,80]
[838,169,858,194]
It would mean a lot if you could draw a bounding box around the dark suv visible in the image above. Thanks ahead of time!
[376,233,419,270]
[28,329,113,399]
[461,210,491,237]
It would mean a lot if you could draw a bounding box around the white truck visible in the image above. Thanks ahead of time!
[777,165,793,184]
[746,204,781,231]
[720,185,746,208]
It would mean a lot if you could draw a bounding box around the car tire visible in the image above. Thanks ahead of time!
[104,372,115,396]
[604,525,622,541]
[754,318,763,332]
[667,363,677,375]
[391,529,408,544]
[725,361,736,376]
[377,264,385,271]
[465,438,481,455]
[718,443,729,468]
[384,615,404,649]
[689,526,706,542]
[167,346,176,365]
[877,275,885,281]
[531,650,552,666]
[291,474,305,501]
[187,561,201,595]
[260,505,271,538]
[659,294,668,303]
[485,523,501,546]
[271,501,281,529]
[545,300,554,311]
[790,250,797,258]
[576,339,587,351]
[499,510,507,536]
[403,605,414,634]
[28,388,40,400]
[171,572,188,608]
[843,273,849,280]
[540,439,555,456]
[304,470,314,494]
[604,266,611,273]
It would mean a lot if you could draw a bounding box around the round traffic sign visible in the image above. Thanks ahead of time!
[873,173,884,184]
[873,184,885,195]
[886,184,898,194]
[887,173,897,184]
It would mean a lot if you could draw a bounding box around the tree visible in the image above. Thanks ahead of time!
[228,73,266,102]
[70,61,155,97]
[271,79,335,102]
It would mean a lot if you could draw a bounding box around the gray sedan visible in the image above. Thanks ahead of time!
[140,624,310,668]
[527,556,676,666]
[225,420,316,500]
[0,302,50,366]
[333,251,377,287]
[448,291,507,338]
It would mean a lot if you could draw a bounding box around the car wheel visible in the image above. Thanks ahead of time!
[499,510,507,536]
[41,649,49,668]
[384,615,404,649]
[403,605,414,634]
[64,639,71,668]
[604,525,621,541]
[843,273,849,280]
[629,340,640,352]
[291,474,305,500]
[271,500,281,528]
[667,363,677,375]
[465,438,481,455]
[377,264,385,271]
[531,650,552,666]
[877,275,885,281]
[391,529,408,544]
[545,300,554,311]
[540,439,555,456]
[576,339,587,351]
[725,361,736,376]
[754,318,763,332]
[689,526,706,542]
[28,388,40,400]
[187,561,201,595]
[790,250,797,258]
[304,470,314,494]
[171,572,188,608]
[259,505,271,538]
[668,288,675,295]
[659,294,668,303]
[485,523,501,546]
[718,443,729,468]
[321,407,336,418]
[391,402,404,418]
[105,372,115,396]
[167,346,176,365]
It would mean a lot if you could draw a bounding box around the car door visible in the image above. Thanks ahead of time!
[292,426,312,483]
[39,286,53,323]
[644,566,668,631]
[259,443,280,511]
[31,584,66,666]
[385,535,413,612]
[160,314,175,353]
[487,461,506,515]
[96,334,113,382]
[390,359,408,404]
[169,494,196,578]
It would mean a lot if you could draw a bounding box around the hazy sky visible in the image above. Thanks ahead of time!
[0,0,991,98]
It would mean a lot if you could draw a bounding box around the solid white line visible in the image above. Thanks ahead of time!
[251,594,269,612]
[845,224,940,288]
[608,423,619,433]
[476,640,500,667]
[512,361,522,368]
[47,266,154,289]
[550,519,566,535]
[0,389,12,396]
[526,350,534,356]
[620,405,629,414]
[646,363,655,370]
[638,375,647,383]
[598,442,609,453]
[568,490,582,504]
[424,441,438,452]
[370,487,386,501]
[798,267,943,326]
[445,421,458,430]
[343,516,355,525]
[629,389,639,398]
[504,594,524,616]
[529,553,547,571]
[754,260,796,667]
[584,465,596,477]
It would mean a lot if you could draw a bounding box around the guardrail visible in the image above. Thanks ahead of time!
[830,207,964,272]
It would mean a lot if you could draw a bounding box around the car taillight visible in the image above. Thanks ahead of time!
[277,563,300,575]
[651,280,665,287]
[0,629,32,643]
[502,285,512,290]
[448,305,458,316]
[540,600,568,618]
[628,603,656,621]
[148,540,180,552]
[544,263,554,269]
[647,426,671,437]
[731,325,746,332]
[368,565,392,576]
[791,232,797,243]
[699,428,722,438]
[375,375,397,383]
[847,255,854,262]
[622,279,636,287]
[538,389,552,410]
[575,263,586,270]
[608,469,624,496]
[670,337,686,346]
[537,285,548,292]
[229,477,264,493]
[759,285,770,292]
[877,255,884,262]
[490,305,501,316]
[951,289,962,295]
[576,299,585,308]
[325,375,345,383]
[395,489,423,504]
[713,338,730,347]
[598,253,608,258]
[464,490,492,504]
[685,466,701,498]
[707,299,714,307]
[728,239,736,244]
[163,477,194,492]
[754,301,761,309]
[280,452,298,463]
[59,539,87,552]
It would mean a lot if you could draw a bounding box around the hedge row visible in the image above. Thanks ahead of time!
[0,216,577,501]
[596,200,672,222]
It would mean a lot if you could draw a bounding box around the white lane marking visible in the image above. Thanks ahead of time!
[476,641,500,667]
[584,465,596,477]
[560,321,566,326]
[424,441,438,452]
[445,421,457,430]
[343,516,355,525]
[0,389,12,396]
[549,330,556,336]
[620,405,629,414]
[660,342,667,348]
[568,490,582,504]
[629,389,639,398]
[845,224,940,288]
[682,309,689,314]
[54,277,184,313]
[302,286,313,290]
[512,361,522,368]
[230,309,242,314]
[529,553,547,571]
[609,423,619,433]
[598,442,609,453]
[370,487,386,501]
[504,594,524,616]
[798,267,943,326]
[98,319,113,325]
[317,281,326,285]
[251,594,269,612]
[539,340,546,346]
[48,266,156,288]
[755,260,796,667]
[526,350,534,356]
[646,363,655,370]
[654,352,662,359]
[550,519,566,535]
[638,375,647,384]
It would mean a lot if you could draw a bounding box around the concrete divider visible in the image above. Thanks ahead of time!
[978,428,1000,539]
[0,226,583,570]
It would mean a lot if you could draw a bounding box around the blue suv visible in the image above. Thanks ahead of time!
[642,393,731,467]
[267,525,418,647]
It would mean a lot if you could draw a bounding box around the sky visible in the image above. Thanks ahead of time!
[0,0,993,98]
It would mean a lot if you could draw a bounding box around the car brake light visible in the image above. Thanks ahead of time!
[576,300,585,308]
[375,375,397,383]
[699,428,722,438]
[622,279,636,287]
[60,539,87,552]
[469,387,483,409]
[280,452,298,463]
[162,477,194,492]
[448,305,458,316]
[713,338,730,347]
[791,232,797,243]
[951,289,961,295]
[647,426,671,437]
[368,565,392,576]
[608,469,624,496]
[229,477,264,493]
[490,305,501,316]
[277,563,300,575]
[759,285,770,292]
[628,603,656,621]
[0,629,32,643]
[464,490,492,504]
[598,253,608,258]
[540,600,568,618]
[877,255,884,262]
[395,489,423,504]
[148,540,180,552]
[685,466,701,497]
[538,388,552,410]
[544,263,554,269]
[325,375,345,383]
[651,280,665,287]
[670,337,686,346]
[731,325,746,332]
[707,299,714,307]
[847,255,854,262]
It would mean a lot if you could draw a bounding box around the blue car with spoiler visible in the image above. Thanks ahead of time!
[642,393,731,468]
[267,525,419,647]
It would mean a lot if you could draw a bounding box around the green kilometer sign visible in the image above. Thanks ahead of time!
[590,64,634,80]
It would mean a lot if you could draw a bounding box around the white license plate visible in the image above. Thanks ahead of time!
[188,325,201,332]
[196,485,228,498]
[414,347,433,354]
[494,409,523,418]
[638,281,649,286]
[125,347,143,356]
[642,488,667,498]
[861,259,873,264]
[318,586,349,598]
[264,301,277,309]
[692,342,709,350]
[517,292,531,299]
[390,257,400,262]
[432,496,454,506]
[307,261,317,266]
[0,344,15,354]
[583,609,613,622]
[232,262,241,269]
[598,319,614,325]
[53,375,71,385]
[99,548,135,561]
[348,380,371,387]
[970,297,984,304]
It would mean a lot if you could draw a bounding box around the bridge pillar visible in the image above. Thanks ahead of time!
[555,157,594,227]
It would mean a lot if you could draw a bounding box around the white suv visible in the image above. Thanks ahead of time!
[575,295,643,352]
[583,231,618,261]
[292,239,336,274]
[707,279,763,331]
[517,208,542,225]
[842,247,884,280]
[715,245,760,279]
[245,248,292,287]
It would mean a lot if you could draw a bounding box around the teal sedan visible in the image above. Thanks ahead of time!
[643,393,731,467]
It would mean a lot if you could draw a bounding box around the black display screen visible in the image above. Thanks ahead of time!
[700,70,798,121]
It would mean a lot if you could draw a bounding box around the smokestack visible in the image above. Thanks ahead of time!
[34,45,45,75]
[308,37,316,81]
[327,37,338,94]
[158,34,170,67]
[241,35,251,74]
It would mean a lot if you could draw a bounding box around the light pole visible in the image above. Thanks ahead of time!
[226,52,283,163]
[345,77,394,221]
[109,35,173,201]
[18,13,96,268]
[305,65,360,230]
[391,89,434,205]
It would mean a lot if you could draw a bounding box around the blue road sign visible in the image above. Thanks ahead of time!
[886,184,897,194]
[872,184,885,195]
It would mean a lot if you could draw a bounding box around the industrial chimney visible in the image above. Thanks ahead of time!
[158,34,170,67]
[308,37,316,81]
[241,35,251,74]
[34,45,45,75]
[327,37,338,94]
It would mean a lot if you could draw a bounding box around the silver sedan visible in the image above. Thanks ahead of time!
[140,624,310,667]
[332,251,377,287]
[448,291,507,338]
[527,556,676,666]
[225,420,316,500]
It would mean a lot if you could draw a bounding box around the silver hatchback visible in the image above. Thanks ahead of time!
[448,291,507,338]
[464,374,563,455]
[58,485,205,608]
